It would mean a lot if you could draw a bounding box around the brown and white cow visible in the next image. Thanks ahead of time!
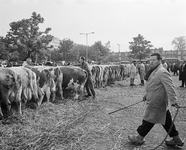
[102,65,110,87]
[47,66,64,101]
[31,66,64,101]
[92,65,101,88]
[28,66,56,106]
[9,67,39,108]
[58,66,87,100]
[0,68,22,118]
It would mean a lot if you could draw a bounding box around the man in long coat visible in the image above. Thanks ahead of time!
[128,53,184,147]
[138,61,146,86]
[129,61,137,86]
[179,60,186,87]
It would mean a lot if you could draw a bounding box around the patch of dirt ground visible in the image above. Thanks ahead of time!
[0,74,186,150]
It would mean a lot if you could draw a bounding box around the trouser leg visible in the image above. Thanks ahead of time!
[130,78,133,85]
[85,80,91,96]
[89,78,95,97]
[162,110,179,137]
[183,80,185,87]
[137,120,155,137]
[140,80,144,85]
[133,78,135,85]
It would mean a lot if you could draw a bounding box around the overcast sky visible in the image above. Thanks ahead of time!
[0,0,186,52]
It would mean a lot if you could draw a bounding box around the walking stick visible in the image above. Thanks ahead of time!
[108,100,144,115]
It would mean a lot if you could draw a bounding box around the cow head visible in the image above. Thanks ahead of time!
[66,78,79,90]
[66,78,82,100]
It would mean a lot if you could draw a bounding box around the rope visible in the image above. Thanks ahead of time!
[151,105,186,150]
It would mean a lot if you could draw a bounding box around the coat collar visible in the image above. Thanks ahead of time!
[147,63,162,81]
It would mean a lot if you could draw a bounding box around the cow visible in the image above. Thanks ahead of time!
[0,68,22,118]
[91,65,100,88]
[31,66,64,101]
[48,67,64,101]
[102,65,110,87]
[108,65,116,84]
[58,66,87,100]
[9,67,39,108]
[28,66,56,106]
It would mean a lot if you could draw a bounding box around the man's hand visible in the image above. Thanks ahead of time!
[172,103,180,108]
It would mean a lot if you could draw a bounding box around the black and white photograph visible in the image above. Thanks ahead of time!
[0,0,186,149]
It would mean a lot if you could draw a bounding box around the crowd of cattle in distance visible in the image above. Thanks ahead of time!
[0,63,130,120]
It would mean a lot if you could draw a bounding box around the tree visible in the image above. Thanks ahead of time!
[172,36,186,50]
[3,11,53,62]
[129,34,153,60]
[89,41,110,62]
[0,37,10,60]
[73,44,87,59]
[58,38,74,62]
[50,49,62,62]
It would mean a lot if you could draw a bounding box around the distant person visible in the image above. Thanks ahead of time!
[144,60,150,73]
[138,61,145,86]
[128,53,184,147]
[179,59,186,87]
[22,58,32,67]
[129,60,137,86]
[162,60,168,70]
[79,56,96,99]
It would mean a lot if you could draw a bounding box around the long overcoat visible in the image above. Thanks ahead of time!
[179,63,186,81]
[139,63,146,80]
[143,64,177,125]
[130,63,137,79]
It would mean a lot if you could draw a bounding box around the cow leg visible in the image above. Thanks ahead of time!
[78,85,85,101]
[50,91,56,102]
[58,89,64,100]
[16,101,22,115]
[0,107,3,120]
[22,89,28,107]
[38,88,44,107]
[46,88,51,103]
[56,83,63,101]
[1,100,11,119]
[15,93,22,115]
[73,90,79,100]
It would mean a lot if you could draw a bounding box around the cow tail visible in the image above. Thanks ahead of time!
[26,70,33,90]
[44,70,56,93]
[9,71,22,108]
[9,70,21,91]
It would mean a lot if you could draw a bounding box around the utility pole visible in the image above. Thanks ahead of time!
[117,43,121,63]
[80,32,94,61]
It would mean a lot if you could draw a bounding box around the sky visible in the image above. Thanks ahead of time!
[0,0,186,52]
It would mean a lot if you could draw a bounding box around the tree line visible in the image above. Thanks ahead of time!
[0,12,185,64]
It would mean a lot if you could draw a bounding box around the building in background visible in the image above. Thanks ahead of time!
[111,48,186,63]
[48,37,61,50]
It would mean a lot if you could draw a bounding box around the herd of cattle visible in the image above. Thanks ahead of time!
[0,64,130,119]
